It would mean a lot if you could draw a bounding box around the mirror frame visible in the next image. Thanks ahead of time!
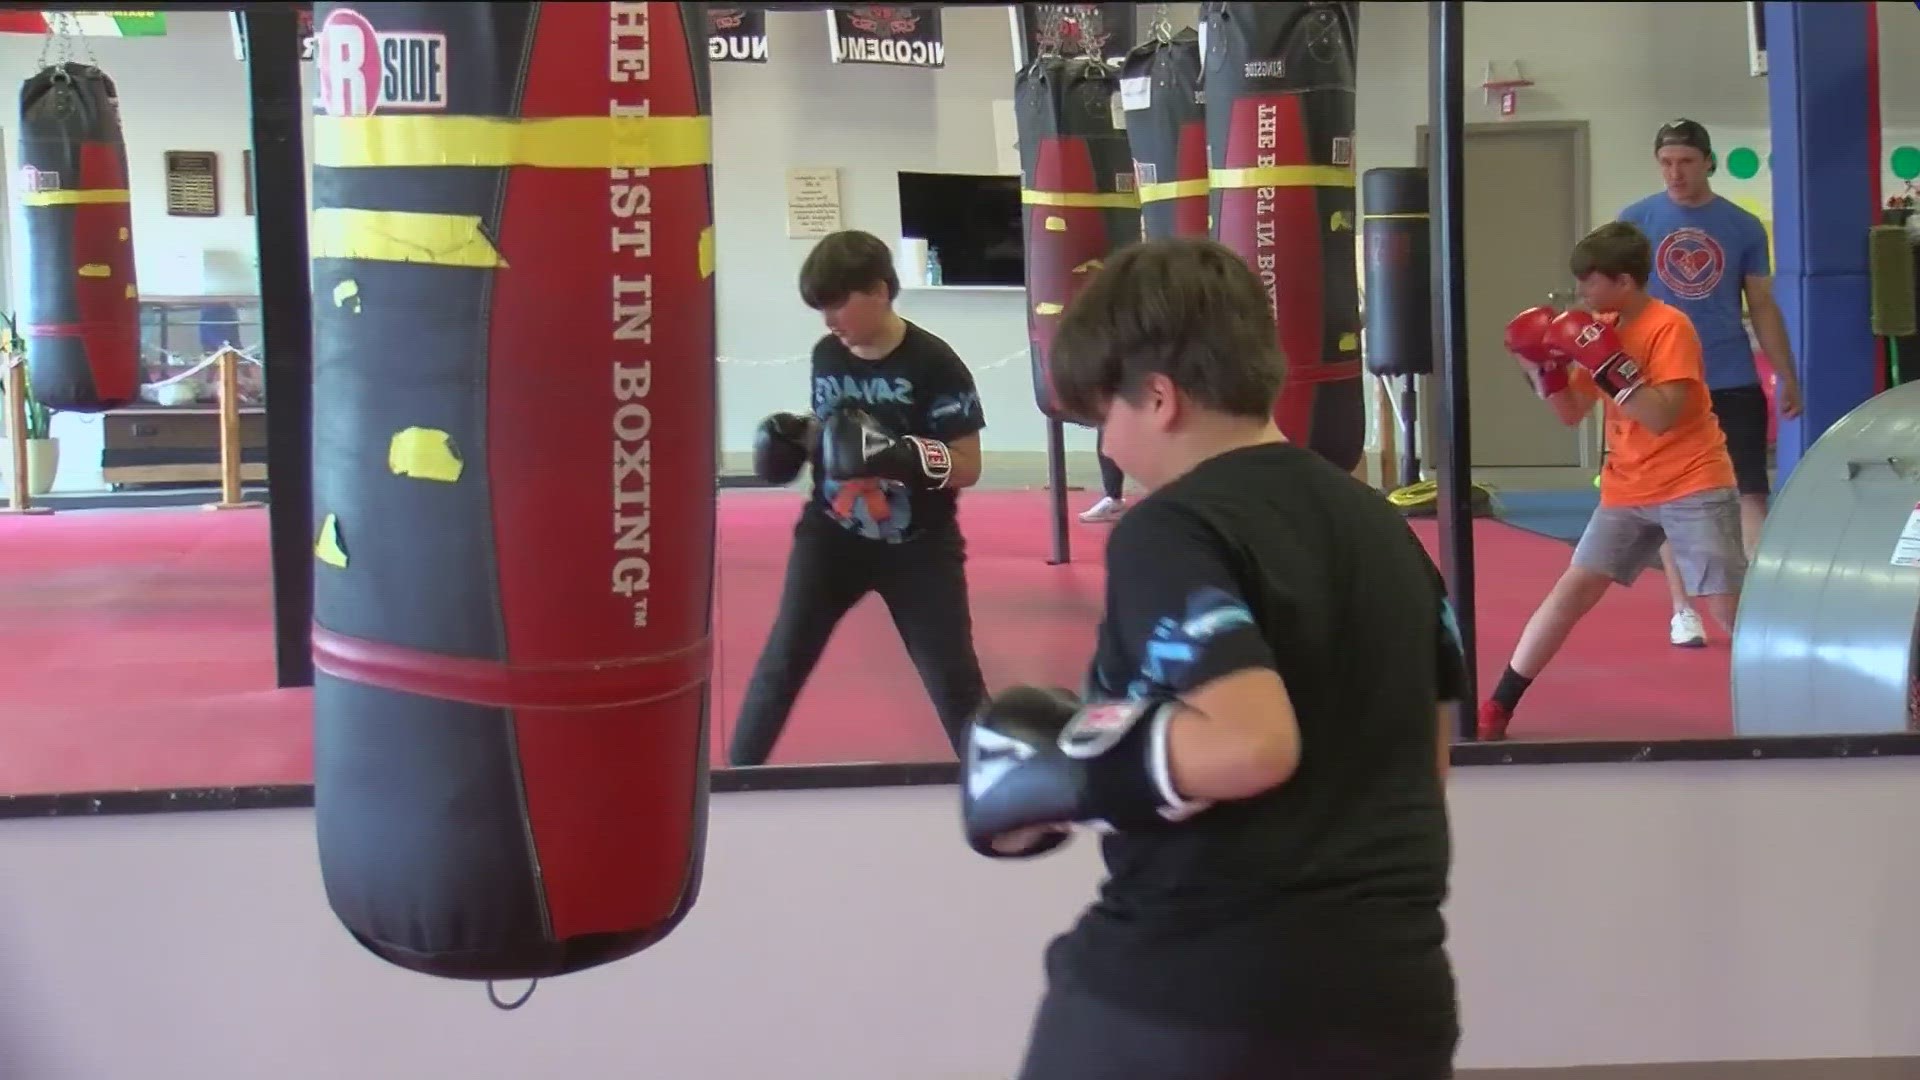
[6,0,1920,824]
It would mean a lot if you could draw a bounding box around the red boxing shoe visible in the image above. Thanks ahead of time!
[1477,700,1512,743]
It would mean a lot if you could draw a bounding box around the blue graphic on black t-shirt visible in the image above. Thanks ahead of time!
[803,322,987,544]
[1127,587,1257,700]
[812,372,920,542]
[820,476,915,542]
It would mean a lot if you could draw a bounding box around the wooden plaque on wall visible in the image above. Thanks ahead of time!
[165,151,220,217]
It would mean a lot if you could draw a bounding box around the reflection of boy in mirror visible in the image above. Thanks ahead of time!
[733,230,990,766]
[1484,222,1747,742]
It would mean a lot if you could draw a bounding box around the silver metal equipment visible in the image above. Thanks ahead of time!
[1732,379,1920,736]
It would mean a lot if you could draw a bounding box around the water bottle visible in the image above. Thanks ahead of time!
[927,246,943,287]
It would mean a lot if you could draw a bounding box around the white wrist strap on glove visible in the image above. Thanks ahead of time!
[1143,704,1213,822]
[1061,700,1213,823]
[903,436,953,489]
[1599,355,1647,405]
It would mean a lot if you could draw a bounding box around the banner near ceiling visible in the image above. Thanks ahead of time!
[0,10,167,37]
[708,6,768,64]
[829,5,945,69]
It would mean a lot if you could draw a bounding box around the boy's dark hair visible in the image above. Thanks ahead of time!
[1569,222,1652,288]
[798,230,900,309]
[1048,237,1283,425]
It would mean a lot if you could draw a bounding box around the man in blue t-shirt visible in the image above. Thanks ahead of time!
[1618,118,1802,649]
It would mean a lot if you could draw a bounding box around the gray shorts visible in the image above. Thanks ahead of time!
[1571,486,1746,595]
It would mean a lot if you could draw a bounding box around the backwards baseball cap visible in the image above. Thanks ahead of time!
[1654,118,1713,158]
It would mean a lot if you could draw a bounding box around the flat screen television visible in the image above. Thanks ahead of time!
[896,171,1025,287]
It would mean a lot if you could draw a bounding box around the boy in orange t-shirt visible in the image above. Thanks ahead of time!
[1478,221,1744,741]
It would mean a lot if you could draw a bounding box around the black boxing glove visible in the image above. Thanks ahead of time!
[960,686,1212,860]
[820,407,953,490]
[752,412,820,486]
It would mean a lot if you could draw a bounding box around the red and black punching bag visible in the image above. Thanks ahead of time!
[1203,2,1363,471]
[307,2,717,985]
[17,62,140,413]
[1119,28,1208,241]
[1016,52,1141,421]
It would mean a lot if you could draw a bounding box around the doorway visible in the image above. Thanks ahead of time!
[1416,121,1597,479]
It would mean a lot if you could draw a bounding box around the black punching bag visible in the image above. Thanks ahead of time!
[1203,2,1362,470]
[308,2,717,985]
[18,62,140,413]
[1362,167,1430,489]
[1016,53,1141,421]
[1362,167,1432,378]
[1119,28,1207,241]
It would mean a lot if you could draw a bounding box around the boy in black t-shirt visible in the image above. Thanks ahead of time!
[735,230,990,767]
[960,238,1465,1079]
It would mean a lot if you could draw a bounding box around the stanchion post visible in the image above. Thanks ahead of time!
[1429,0,1478,738]
[1045,417,1071,566]
[1372,377,1398,491]
[204,347,263,512]
[1398,373,1421,489]
[1,354,53,517]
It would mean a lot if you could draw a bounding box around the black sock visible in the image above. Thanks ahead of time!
[1491,666,1533,712]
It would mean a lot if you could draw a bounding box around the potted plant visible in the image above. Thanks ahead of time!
[0,315,57,496]
[1887,189,1915,227]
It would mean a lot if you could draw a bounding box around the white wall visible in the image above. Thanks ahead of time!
[0,13,311,493]
[14,5,1920,490]
[727,1,1920,463]
[1,758,1917,1078]
[709,7,1097,464]
[1354,2,1920,258]
[1,14,269,306]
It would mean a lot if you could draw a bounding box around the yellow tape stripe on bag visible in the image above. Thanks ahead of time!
[311,208,508,268]
[22,188,131,207]
[1138,178,1209,204]
[311,116,712,268]
[1021,189,1139,210]
[312,114,713,171]
[1209,165,1355,191]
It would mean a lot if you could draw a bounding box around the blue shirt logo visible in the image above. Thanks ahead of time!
[1618,193,1768,389]
[1653,227,1727,301]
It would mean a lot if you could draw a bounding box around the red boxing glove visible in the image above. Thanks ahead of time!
[1544,310,1647,403]
[1504,306,1570,399]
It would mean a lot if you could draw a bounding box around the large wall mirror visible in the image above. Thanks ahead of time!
[1,2,1917,807]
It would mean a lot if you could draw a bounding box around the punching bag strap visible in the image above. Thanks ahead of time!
[488,979,538,1011]
[1033,8,1070,60]
[1149,4,1176,44]
[36,11,97,71]
[312,626,715,711]
[1290,359,1364,385]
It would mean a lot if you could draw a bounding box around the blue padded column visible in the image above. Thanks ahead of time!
[1763,1,1877,479]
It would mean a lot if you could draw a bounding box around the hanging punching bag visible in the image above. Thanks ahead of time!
[1204,2,1362,471]
[1016,53,1141,421]
[308,2,717,987]
[1361,167,1431,378]
[1120,28,1208,241]
[17,62,140,413]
